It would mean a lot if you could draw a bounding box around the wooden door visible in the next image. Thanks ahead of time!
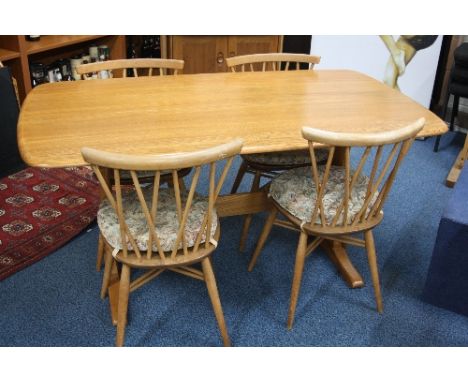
[171,36,228,74]
[227,36,281,59]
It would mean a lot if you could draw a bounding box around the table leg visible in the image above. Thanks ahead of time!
[320,240,364,288]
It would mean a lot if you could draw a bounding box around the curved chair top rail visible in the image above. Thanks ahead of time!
[76,58,184,76]
[81,139,244,171]
[226,53,321,72]
[296,117,425,233]
[302,118,425,147]
[83,139,243,261]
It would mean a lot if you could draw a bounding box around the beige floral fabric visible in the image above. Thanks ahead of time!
[243,149,327,167]
[98,187,217,253]
[269,166,378,225]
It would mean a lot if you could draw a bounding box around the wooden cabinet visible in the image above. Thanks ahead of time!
[169,36,283,74]
[0,35,126,103]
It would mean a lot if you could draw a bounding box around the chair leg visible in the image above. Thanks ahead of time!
[96,233,105,271]
[100,248,114,299]
[230,160,248,194]
[116,263,131,347]
[287,231,308,330]
[201,257,231,347]
[239,170,261,252]
[364,230,383,313]
[248,208,278,272]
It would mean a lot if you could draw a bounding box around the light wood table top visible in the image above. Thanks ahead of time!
[18,69,447,168]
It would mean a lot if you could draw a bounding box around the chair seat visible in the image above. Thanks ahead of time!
[269,166,377,225]
[97,187,217,253]
[242,149,327,167]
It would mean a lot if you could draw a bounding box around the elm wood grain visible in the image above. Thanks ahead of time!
[17,70,447,304]
[215,191,271,217]
[18,70,447,168]
[321,241,365,289]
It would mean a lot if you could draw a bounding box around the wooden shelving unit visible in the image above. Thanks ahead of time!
[24,35,108,55]
[0,35,126,103]
[0,48,20,61]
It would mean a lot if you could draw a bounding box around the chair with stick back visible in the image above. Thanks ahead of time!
[77,58,190,271]
[81,139,243,346]
[248,118,425,329]
[225,53,327,252]
[76,58,184,79]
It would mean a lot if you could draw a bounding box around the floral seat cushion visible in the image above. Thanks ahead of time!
[242,149,328,167]
[98,187,217,253]
[269,166,377,225]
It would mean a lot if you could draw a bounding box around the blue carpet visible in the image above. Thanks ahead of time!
[1,133,468,346]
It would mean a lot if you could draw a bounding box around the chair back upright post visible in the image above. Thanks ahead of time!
[77,58,185,79]
[81,139,243,263]
[226,53,321,72]
[301,118,425,234]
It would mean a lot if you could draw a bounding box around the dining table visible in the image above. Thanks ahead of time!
[18,69,448,324]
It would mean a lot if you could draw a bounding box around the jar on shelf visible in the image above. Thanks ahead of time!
[29,62,46,87]
[57,59,73,81]
[89,45,99,63]
[70,55,82,80]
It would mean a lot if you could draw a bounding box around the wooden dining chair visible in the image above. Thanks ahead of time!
[248,118,425,329]
[225,53,327,252]
[77,58,189,271]
[76,58,184,79]
[81,139,243,346]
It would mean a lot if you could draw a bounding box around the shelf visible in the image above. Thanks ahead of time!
[0,48,20,61]
[25,35,106,55]
[0,35,126,103]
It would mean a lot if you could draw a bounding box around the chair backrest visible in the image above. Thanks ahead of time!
[81,139,243,261]
[226,53,320,72]
[76,58,184,79]
[300,118,425,233]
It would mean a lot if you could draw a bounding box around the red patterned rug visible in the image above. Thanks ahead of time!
[0,167,100,281]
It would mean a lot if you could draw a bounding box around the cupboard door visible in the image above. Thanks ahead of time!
[227,36,280,59]
[171,36,228,74]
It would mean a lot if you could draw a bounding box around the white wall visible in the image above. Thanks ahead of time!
[310,35,443,108]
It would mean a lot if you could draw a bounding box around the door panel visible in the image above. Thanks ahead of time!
[227,36,280,58]
[172,36,228,74]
